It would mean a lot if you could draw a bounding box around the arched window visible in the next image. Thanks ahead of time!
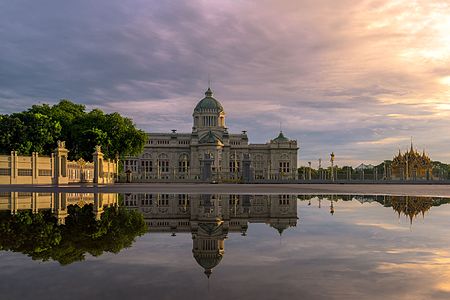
[158,153,169,173]
[178,154,190,173]
[279,154,290,173]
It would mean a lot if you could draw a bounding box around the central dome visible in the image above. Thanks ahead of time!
[194,88,224,112]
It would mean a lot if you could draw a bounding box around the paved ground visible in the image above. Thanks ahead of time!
[1,183,450,197]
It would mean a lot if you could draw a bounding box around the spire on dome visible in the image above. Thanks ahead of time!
[205,87,213,97]
[410,136,414,152]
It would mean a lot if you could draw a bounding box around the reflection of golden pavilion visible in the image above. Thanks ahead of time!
[0,192,118,224]
[124,194,298,277]
[391,142,433,180]
[391,196,434,224]
[350,195,438,224]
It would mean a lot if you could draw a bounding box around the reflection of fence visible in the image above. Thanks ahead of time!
[0,192,118,224]
[0,141,117,185]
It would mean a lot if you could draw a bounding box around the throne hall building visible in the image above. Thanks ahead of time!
[124,88,298,181]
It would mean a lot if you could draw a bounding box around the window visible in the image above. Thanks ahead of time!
[141,160,153,172]
[178,156,190,173]
[178,194,190,206]
[18,169,32,176]
[229,195,240,205]
[125,160,138,172]
[230,161,240,173]
[0,168,11,176]
[279,162,290,173]
[279,195,290,205]
[158,160,169,172]
[158,194,170,206]
[38,169,52,176]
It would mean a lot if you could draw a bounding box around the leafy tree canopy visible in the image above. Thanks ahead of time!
[0,204,147,265]
[0,99,146,160]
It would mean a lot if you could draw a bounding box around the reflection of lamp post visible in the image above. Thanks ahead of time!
[330,152,335,182]
[330,195,335,215]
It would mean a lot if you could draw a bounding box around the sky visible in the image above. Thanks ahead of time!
[1,0,450,167]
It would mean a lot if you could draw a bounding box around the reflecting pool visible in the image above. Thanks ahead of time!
[1,193,450,299]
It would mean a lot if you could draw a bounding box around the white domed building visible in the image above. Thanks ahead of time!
[124,88,299,182]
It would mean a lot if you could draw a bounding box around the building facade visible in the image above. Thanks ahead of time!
[124,88,299,182]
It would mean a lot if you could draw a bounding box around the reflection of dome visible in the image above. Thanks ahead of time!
[194,88,224,112]
[193,222,226,278]
[194,254,223,278]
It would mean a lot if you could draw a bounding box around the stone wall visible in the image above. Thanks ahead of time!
[0,142,117,185]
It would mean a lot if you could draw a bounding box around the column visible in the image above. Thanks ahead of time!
[93,145,104,184]
[10,151,17,184]
[53,141,69,185]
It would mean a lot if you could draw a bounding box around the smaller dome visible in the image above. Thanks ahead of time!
[272,131,289,143]
[194,88,224,112]
[270,223,289,236]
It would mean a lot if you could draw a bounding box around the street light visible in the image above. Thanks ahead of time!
[330,152,335,182]
[318,158,322,180]
[308,161,312,180]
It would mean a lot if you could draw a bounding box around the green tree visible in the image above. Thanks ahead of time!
[0,100,146,160]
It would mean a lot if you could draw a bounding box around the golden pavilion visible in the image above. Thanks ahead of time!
[391,142,433,180]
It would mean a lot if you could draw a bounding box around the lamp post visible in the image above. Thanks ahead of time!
[115,152,119,182]
[318,158,322,180]
[308,161,312,180]
[330,152,335,182]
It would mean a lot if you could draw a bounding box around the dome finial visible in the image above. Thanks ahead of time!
[205,74,213,97]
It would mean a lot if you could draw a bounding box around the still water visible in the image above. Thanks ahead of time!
[1,192,450,300]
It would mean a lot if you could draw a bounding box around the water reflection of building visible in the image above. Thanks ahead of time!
[310,194,445,223]
[0,192,118,224]
[124,194,298,277]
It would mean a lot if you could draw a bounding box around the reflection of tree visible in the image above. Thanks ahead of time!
[0,204,146,265]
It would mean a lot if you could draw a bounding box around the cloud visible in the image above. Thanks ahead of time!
[1,0,450,166]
